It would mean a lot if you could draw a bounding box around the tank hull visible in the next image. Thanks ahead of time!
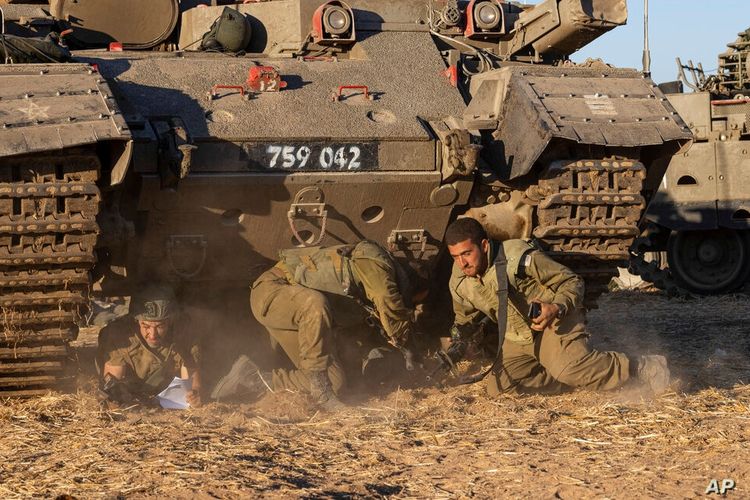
[0,0,693,394]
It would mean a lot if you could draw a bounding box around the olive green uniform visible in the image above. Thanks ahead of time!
[97,315,201,396]
[250,241,413,394]
[450,239,630,395]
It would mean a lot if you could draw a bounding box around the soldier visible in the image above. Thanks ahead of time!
[216,240,424,411]
[97,285,202,406]
[444,217,670,395]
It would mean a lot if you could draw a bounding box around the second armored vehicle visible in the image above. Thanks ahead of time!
[634,28,750,294]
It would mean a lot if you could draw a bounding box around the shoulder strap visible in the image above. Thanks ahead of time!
[503,239,534,288]
[458,242,508,385]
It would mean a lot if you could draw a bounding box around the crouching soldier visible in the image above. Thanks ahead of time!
[217,241,425,411]
[97,285,202,406]
[444,218,670,395]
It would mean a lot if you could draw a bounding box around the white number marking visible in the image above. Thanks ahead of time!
[296,146,311,168]
[334,147,348,169]
[320,147,334,169]
[266,145,282,168]
[281,145,296,168]
[348,146,361,170]
[265,144,365,169]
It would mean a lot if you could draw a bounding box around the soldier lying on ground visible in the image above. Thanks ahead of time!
[210,240,427,411]
[443,217,670,395]
[97,285,203,407]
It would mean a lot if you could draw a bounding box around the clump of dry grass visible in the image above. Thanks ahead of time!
[0,382,747,498]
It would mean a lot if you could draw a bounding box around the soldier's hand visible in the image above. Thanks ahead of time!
[186,389,202,408]
[530,302,559,331]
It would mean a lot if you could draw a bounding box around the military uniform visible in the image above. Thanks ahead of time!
[250,241,414,395]
[97,315,201,397]
[450,239,630,395]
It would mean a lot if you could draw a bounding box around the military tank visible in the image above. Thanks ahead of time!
[0,0,690,395]
[632,28,750,295]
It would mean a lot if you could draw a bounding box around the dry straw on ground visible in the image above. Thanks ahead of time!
[0,291,748,498]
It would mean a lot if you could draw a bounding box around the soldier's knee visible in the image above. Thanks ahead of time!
[299,291,332,321]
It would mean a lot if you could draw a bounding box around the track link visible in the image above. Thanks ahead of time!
[533,159,646,306]
[0,149,100,395]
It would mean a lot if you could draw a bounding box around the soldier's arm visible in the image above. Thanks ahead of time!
[100,342,130,380]
[439,289,487,368]
[525,250,584,318]
[99,347,136,403]
[450,284,487,338]
[452,297,484,328]
[352,258,412,346]
[182,365,202,407]
[103,362,126,380]
[97,318,133,380]
[181,328,203,406]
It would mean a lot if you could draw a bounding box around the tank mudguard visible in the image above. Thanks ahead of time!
[463,65,692,179]
[0,63,132,185]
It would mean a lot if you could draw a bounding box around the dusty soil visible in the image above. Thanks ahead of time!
[1,290,749,499]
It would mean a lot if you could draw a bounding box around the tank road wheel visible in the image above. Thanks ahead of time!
[667,229,750,294]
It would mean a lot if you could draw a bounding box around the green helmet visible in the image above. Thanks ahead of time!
[132,285,177,321]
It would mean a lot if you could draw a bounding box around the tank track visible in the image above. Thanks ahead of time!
[532,159,647,306]
[0,149,100,396]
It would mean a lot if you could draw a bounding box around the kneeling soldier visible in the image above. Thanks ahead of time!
[444,218,670,395]
[227,240,423,411]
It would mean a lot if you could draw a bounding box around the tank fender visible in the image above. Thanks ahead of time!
[463,66,693,180]
[0,63,133,186]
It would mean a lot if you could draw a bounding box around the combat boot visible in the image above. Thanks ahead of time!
[308,370,346,412]
[636,355,671,394]
[211,355,271,400]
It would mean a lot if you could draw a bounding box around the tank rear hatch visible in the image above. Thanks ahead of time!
[640,91,750,294]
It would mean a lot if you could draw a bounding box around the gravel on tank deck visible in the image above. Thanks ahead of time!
[0,291,748,498]
[80,31,467,142]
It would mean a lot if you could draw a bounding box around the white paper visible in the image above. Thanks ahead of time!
[157,377,192,410]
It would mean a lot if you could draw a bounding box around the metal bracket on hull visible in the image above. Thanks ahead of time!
[166,235,207,279]
[288,186,328,247]
[153,117,197,190]
[387,229,427,255]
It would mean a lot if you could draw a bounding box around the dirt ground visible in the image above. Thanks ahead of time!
[1,290,748,499]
